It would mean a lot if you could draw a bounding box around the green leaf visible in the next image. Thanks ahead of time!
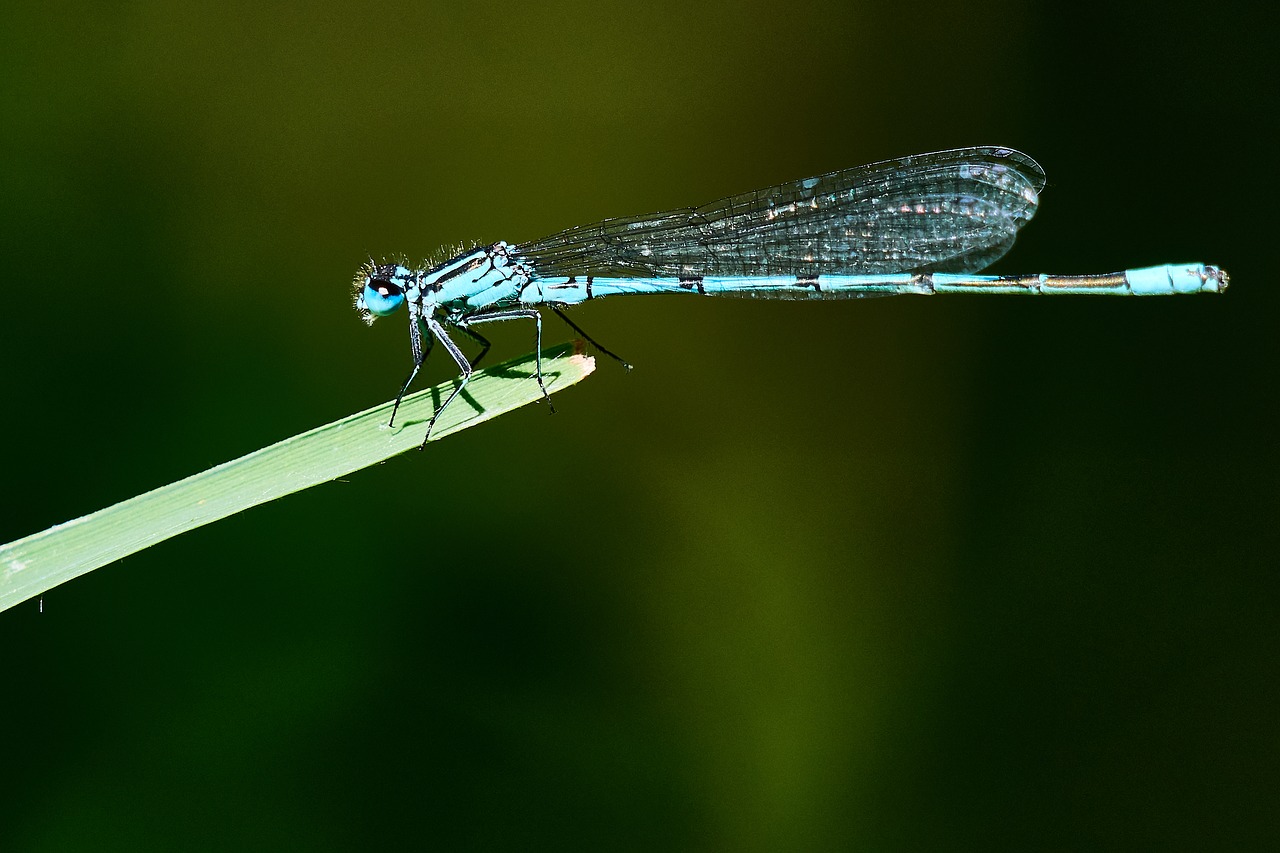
[0,344,596,613]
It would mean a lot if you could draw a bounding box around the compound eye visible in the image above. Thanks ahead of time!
[361,278,406,316]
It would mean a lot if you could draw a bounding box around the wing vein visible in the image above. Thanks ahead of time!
[515,146,1046,278]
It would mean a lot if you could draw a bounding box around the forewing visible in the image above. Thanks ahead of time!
[515,147,1045,278]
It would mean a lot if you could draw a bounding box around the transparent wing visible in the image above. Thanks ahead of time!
[515,147,1046,278]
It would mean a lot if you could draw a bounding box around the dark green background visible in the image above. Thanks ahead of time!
[2,0,1274,849]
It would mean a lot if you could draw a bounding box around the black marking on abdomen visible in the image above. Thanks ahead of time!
[797,276,821,293]
[679,276,705,295]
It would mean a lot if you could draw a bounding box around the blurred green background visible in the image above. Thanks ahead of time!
[1,0,1274,849]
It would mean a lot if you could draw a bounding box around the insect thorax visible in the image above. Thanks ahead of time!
[419,241,531,316]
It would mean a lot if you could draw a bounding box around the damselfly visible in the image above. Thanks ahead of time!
[354,146,1227,447]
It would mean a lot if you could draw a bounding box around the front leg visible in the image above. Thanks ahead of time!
[390,311,433,428]
[418,316,475,448]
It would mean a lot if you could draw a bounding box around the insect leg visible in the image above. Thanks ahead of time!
[389,314,434,428]
[550,305,632,371]
[458,308,554,413]
[452,324,493,369]
[419,316,474,448]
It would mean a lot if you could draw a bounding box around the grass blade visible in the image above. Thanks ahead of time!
[0,343,596,612]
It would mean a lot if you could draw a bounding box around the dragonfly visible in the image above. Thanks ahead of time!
[354,146,1227,447]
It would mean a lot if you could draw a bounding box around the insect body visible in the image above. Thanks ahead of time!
[355,147,1226,447]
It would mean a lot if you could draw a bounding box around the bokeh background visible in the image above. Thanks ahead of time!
[2,0,1274,849]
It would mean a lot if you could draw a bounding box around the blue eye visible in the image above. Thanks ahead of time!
[362,280,406,316]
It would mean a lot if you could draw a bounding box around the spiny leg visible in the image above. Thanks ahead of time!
[550,305,633,371]
[390,316,433,428]
[453,324,493,369]
[458,308,554,413]
[419,316,474,448]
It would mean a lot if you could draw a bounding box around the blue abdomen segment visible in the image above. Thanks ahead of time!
[523,264,1228,305]
[1124,264,1229,295]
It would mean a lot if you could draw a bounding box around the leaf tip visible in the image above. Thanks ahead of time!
[569,339,597,375]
